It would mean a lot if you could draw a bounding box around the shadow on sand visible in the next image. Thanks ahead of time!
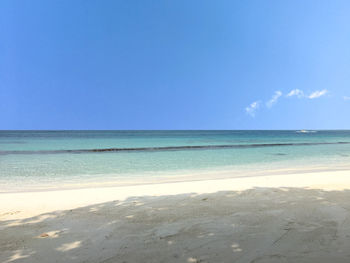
[2,187,350,263]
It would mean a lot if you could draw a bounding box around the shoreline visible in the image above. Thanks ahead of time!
[2,162,350,194]
[1,169,350,220]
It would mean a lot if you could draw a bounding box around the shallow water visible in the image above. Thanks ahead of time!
[1,130,350,191]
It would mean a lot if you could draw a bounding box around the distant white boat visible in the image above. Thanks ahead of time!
[296,130,317,133]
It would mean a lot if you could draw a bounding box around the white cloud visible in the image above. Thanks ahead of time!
[286,89,328,99]
[266,91,282,108]
[344,96,350,101]
[308,89,328,99]
[245,101,260,117]
[287,89,304,98]
[245,89,330,118]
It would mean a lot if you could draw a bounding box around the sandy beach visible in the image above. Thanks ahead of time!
[2,170,350,263]
[3,0,350,261]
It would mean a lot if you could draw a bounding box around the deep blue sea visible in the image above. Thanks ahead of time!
[1,130,350,192]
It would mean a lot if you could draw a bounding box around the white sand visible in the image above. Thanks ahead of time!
[1,170,350,262]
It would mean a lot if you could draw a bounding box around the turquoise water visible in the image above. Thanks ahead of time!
[1,130,350,191]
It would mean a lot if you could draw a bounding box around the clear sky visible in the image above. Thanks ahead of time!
[1,0,350,130]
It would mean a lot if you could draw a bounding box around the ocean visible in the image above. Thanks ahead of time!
[1,130,350,192]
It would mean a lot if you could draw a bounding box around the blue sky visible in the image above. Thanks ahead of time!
[1,0,350,129]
